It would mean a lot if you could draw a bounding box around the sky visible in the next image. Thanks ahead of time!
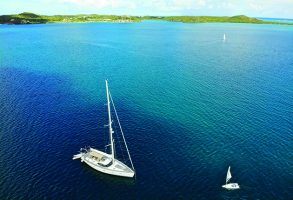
[1,0,293,19]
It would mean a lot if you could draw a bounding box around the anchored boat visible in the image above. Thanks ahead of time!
[73,80,135,178]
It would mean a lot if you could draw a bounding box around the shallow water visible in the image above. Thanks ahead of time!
[0,21,293,199]
[259,17,293,24]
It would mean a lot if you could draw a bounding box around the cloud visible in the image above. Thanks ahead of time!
[1,0,292,18]
[61,0,137,10]
[220,2,234,9]
[248,2,262,11]
[60,0,208,12]
[54,0,293,18]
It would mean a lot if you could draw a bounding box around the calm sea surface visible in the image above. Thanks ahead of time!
[259,17,293,24]
[0,21,293,199]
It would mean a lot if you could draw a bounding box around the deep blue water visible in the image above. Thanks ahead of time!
[0,21,293,199]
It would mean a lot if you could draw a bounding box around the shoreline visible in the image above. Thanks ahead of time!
[1,20,293,26]
[1,12,292,26]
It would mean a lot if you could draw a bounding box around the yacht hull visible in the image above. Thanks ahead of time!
[83,158,134,178]
[78,149,135,178]
[222,183,240,190]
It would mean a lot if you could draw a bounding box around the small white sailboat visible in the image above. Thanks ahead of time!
[73,80,135,178]
[222,166,240,190]
[223,33,226,42]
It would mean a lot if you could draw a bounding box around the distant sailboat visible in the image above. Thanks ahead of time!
[223,33,226,42]
[222,166,240,190]
[73,80,135,178]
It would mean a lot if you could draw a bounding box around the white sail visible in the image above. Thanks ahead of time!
[226,166,232,184]
[223,33,226,41]
[222,166,240,190]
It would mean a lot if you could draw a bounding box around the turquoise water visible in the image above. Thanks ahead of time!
[259,17,293,24]
[0,21,293,199]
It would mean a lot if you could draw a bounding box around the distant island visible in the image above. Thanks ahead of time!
[0,12,291,25]
[0,12,140,24]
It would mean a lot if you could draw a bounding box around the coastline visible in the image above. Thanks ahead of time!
[1,12,292,26]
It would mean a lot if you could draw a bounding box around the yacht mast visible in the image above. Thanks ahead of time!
[106,80,115,161]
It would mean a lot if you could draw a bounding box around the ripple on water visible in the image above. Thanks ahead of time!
[0,22,293,199]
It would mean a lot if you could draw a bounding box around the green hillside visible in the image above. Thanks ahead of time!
[0,12,291,25]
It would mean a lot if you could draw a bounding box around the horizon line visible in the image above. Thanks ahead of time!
[1,12,293,20]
